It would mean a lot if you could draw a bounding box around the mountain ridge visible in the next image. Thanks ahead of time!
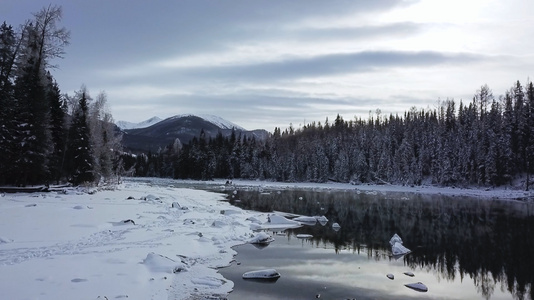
[116,116,162,130]
[118,114,268,153]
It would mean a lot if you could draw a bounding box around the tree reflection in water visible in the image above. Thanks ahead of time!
[227,188,534,300]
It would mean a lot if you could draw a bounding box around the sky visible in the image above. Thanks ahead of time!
[2,0,533,131]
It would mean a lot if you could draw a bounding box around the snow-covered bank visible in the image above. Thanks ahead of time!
[0,181,261,300]
[133,177,534,201]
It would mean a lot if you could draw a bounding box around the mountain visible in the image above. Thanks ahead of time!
[120,114,269,153]
[116,116,162,130]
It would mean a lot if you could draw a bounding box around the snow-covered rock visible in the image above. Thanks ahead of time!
[248,232,274,244]
[142,252,188,274]
[390,233,411,256]
[405,282,428,292]
[404,271,415,277]
[389,233,403,246]
[242,269,280,280]
[332,222,341,230]
[315,215,328,223]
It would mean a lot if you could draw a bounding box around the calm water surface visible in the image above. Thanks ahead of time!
[217,188,534,300]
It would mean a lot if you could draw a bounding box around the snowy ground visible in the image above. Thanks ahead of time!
[0,181,263,300]
[0,178,531,300]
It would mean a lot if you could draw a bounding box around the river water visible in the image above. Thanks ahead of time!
[217,188,534,300]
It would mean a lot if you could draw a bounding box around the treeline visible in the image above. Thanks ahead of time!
[0,6,121,187]
[126,80,534,189]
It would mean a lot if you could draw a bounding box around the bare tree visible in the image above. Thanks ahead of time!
[31,4,70,71]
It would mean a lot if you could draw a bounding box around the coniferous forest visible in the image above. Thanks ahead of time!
[0,6,121,187]
[126,81,534,190]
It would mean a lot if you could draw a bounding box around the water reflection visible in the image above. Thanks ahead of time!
[226,188,534,300]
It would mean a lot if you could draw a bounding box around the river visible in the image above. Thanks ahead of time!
[218,188,534,300]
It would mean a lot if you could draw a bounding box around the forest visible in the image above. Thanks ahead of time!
[126,81,534,189]
[0,6,121,187]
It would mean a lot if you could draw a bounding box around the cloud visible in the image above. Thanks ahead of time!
[176,50,482,82]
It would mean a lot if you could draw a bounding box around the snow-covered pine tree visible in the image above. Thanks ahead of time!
[67,92,94,185]
[11,24,51,186]
[46,76,67,184]
[0,22,18,185]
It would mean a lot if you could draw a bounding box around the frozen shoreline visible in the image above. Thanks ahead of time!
[0,180,264,300]
[0,177,531,300]
[132,177,534,201]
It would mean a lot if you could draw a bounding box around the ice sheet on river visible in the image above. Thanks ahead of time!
[252,214,302,230]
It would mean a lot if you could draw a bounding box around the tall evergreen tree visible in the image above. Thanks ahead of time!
[46,76,66,184]
[0,22,17,184]
[11,25,51,186]
[67,92,94,185]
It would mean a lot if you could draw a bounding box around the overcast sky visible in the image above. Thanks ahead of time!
[2,0,533,131]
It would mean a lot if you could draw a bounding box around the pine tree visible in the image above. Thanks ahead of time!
[12,27,51,186]
[525,82,534,190]
[46,77,66,184]
[67,92,94,185]
[0,22,17,184]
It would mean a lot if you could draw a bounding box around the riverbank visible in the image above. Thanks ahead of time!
[0,180,261,300]
[131,177,534,201]
[0,177,531,300]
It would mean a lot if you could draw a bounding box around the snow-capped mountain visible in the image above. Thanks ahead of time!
[168,114,246,131]
[116,116,162,130]
[120,114,268,153]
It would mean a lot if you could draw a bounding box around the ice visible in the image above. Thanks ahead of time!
[257,213,303,230]
[293,216,317,224]
[248,232,275,244]
[390,233,411,256]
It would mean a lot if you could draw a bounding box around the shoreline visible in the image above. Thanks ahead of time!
[130,177,534,201]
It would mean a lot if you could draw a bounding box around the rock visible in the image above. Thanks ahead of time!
[242,269,280,280]
[405,282,428,292]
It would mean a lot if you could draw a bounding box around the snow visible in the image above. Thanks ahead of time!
[0,181,256,300]
[0,177,530,300]
[167,114,247,131]
[116,116,162,130]
[198,114,246,131]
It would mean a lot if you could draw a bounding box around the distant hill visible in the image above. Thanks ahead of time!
[119,114,269,153]
[116,116,162,130]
